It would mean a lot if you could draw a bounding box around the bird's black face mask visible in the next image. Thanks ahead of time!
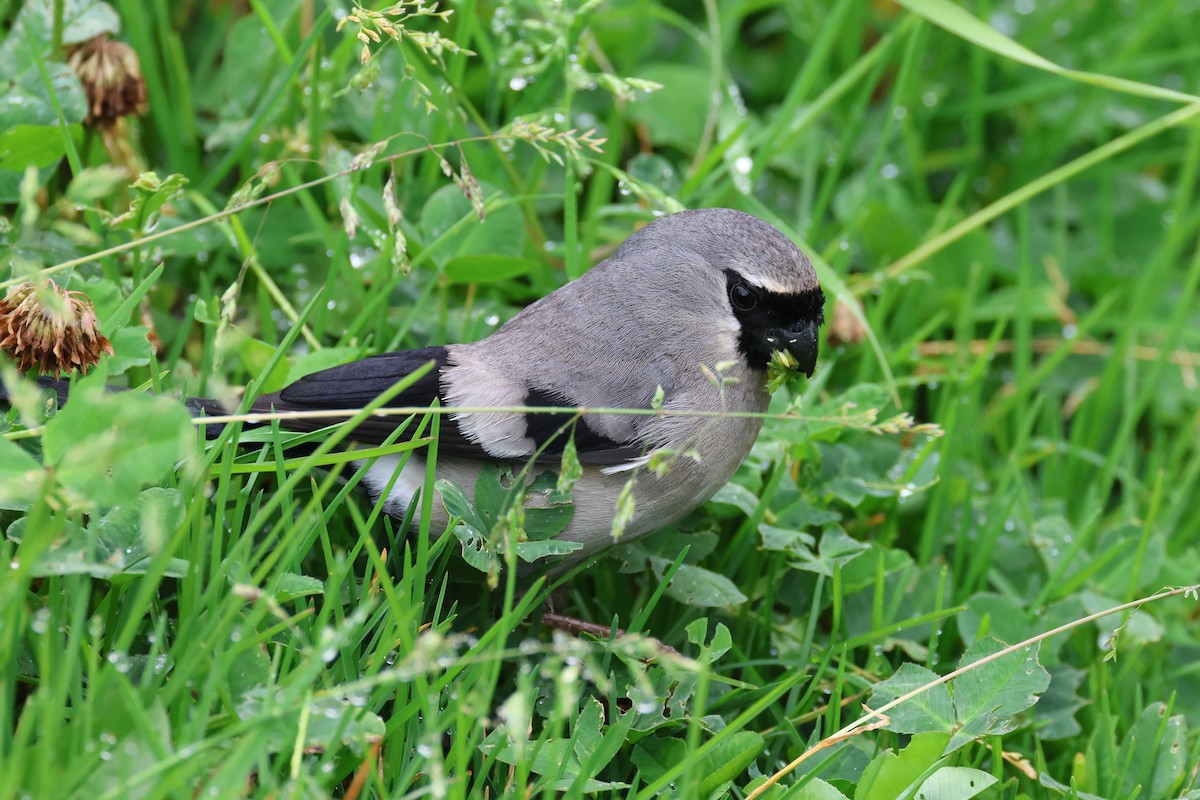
[724,270,825,377]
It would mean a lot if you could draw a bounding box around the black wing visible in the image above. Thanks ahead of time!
[245,346,641,466]
[240,346,478,456]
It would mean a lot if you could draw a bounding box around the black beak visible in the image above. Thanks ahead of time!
[764,321,819,377]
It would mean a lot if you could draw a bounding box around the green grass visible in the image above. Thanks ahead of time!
[2,0,1200,797]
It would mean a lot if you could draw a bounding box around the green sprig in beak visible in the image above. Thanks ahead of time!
[766,349,802,394]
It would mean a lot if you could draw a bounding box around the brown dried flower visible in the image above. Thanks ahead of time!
[827,297,868,348]
[67,35,149,125]
[0,281,113,375]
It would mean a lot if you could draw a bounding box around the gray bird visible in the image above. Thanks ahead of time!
[2,208,823,563]
[235,207,824,561]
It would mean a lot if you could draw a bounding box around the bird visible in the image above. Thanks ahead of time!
[5,208,825,564]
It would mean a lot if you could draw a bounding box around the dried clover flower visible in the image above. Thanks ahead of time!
[67,35,148,125]
[827,298,867,347]
[0,281,113,375]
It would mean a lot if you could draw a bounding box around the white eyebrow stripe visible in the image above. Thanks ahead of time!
[734,270,822,297]
[736,272,793,294]
[744,275,792,293]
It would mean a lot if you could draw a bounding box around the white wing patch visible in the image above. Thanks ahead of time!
[440,353,535,458]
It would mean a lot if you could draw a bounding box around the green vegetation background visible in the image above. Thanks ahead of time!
[1,0,1198,798]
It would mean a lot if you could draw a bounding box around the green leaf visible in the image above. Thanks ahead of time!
[568,697,606,767]
[0,61,85,201]
[1032,664,1087,741]
[870,663,955,735]
[759,524,816,555]
[622,669,702,734]
[522,470,575,540]
[948,638,1050,751]
[236,336,291,393]
[42,383,194,508]
[696,731,765,797]
[1034,773,1107,800]
[228,640,272,701]
[301,697,385,755]
[444,253,541,284]
[568,700,635,789]
[237,690,385,757]
[1119,702,1188,800]
[480,699,632,792]
[627,153,679,196]
[110,172,189,232]
[956,592,1080,663]
[956,593,1030,648]
[710,482,761,516]
[436,479,487,533]
[818,526,869,567]
[637,528,719,562]
[272,572,324,602]
[913,766,1000,800]
[522,504,575,540]
[786,525,869,577]
[858,201,922,263]
[854,733,949,800]
[419,183,525,259]
[685,619,733,663]
[66,164,130,202]
[0,123,79,170]
[105,326,154,375]
[452,523,493,573]
[624,64,709,151]
[472,464,510,530]
[788,777,850,799]
[871,639,1050,753]
[514,539,582,562]
[0,61,86,128]
[775,501,841,529]
[630,736,685,786]
[1,366,51,426]
[86,698,176,797]
[653,559,747,607]
[13,0,121,47]
[8,487,189,578]
[0,437,45,510]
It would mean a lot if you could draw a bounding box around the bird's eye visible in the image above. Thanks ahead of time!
[729,281,756,311]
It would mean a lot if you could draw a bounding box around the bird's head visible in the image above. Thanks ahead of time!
[623,208,825,378]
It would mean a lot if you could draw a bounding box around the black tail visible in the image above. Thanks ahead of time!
[183,395,235,438]
[0,375,73,408]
